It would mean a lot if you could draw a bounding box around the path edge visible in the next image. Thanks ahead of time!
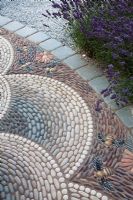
[0,14,132,132]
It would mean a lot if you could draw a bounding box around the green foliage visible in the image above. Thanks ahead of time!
[46,0,133,104]
[68,1,133,104]
[70,21,113,64]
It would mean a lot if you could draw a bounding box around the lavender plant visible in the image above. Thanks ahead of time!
[44,0,133,105]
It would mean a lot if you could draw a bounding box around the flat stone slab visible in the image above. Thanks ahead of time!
[39,38,62,51]
[27,31,50,44]
[63,54,88,70]
[0,15,12,27]
[89,76,109,93]
[131,129,133,137]
[52,46,75,60]
[3,21,24,32]
[116,106,133,128]
[76,65,102,81]
[15,26,37,37]
[103,96,120,111]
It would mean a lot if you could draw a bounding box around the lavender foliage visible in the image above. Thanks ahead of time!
[45,0,133,104]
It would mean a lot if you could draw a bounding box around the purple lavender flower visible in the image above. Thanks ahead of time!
[119,49,130,57]
[119,61,126,66]
[112,53,119,60]
[101,88,108,94]
[95,99,103,112]
[108,64,114,69]
[110,94,117,99]
[44,0,133,105]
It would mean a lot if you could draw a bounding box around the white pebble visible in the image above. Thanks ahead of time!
[102,196,108,200]
[65,174,70,179]
[62,189,67,195]
[74,184,79,189]
[68,183,73,187]
[91,190,96,195]
[63,195,68,200]
[59,177,65,183]
[96,193,102,198]
[79,185,85,191]
[85,187,91,193]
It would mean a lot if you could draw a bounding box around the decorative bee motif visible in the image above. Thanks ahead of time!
[92,156,114,191]
[46,67,55,77]
[97,132,125,148]
[94,167,113,178]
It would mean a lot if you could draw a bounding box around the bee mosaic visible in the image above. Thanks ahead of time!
[46,67,55,77]
[97,132,125,148]
[92,156,114,191]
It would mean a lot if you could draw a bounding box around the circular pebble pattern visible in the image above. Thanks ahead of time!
[0,75,11,120]
[2,74,93,177]
[0,36,14,74]
[0,133,69,200]
[0,34,109,200]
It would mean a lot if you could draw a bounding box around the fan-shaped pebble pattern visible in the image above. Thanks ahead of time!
[1,74,93,177]
[0,36,14,74]
[0,133,69,200]
[0,76,11,120]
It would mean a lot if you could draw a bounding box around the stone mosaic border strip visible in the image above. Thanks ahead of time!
[0,35,14,74]
[0,14,133,130]
[68,182,108,200]
[0,75,11,120]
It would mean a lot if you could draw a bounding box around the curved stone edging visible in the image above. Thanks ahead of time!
[0,15,132,130]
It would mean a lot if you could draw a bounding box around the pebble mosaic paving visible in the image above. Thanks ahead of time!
[0,28,133,200]
[0,36,14,74]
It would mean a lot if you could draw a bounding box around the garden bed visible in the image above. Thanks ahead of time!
[45,0,133,106]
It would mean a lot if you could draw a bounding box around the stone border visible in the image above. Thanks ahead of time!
[0,75,11,120]
[0,15,133,131]
[0,35,14,74]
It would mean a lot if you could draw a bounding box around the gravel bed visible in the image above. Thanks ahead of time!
[0,0,73,47]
